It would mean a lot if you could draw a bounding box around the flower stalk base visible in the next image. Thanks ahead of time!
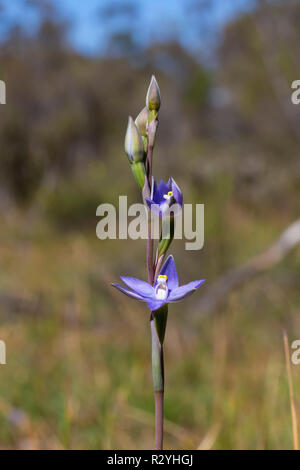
[151,305,167,450]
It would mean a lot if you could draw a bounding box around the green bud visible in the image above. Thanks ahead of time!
[131,161,146,190]
[157,217,174,258]
[124,116,144,163]
[146,75,161,112]
[141,135,148,154]
[135,107,148,137]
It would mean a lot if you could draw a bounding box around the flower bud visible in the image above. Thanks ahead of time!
[135,107,148,154]
[131,161,146,190]
[146,75,161,113]
[135,107,148,137]
[157,217,174,258]
[124,116,144,164]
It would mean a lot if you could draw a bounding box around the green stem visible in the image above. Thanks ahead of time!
[154,390,164,450]
[151,316,164,392]
[150,305,168,450]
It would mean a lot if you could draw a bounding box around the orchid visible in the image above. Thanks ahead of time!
[112,76,205,450]
[112,255,204,312]
[145,178,183,217]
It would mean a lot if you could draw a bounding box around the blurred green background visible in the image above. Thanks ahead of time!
[0,0,300,449]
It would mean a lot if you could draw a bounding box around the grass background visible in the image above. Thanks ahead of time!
[0,0,300,449]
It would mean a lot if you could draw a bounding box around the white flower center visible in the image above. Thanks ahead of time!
[163,190,173,202]
[155,275,169,300]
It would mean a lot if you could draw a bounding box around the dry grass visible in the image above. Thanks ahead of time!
[0,208,299,449]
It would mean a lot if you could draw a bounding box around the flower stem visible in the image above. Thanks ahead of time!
[147,145,153,189]
[146,143,155,285]
[146,123,164,449]
[154,391,164,450]
[147,217,154,285]
[150,313,164,450]
[154,254,165,282]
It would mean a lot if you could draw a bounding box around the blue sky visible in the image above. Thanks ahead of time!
[0,0,256,56]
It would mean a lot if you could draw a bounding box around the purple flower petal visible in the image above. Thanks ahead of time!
[145,196,154,209]
[146,298,167,311]
[152,180,163,204]
[158,255,179,290]
[170,177,183,207]
[112,283,145,301]
[157,180,169,200]
[120,276,155,298]
[168,280,205,302]
[145,198,162,215]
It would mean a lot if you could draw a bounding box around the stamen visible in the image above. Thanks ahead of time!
[163,191,173,201]
[155,274,168,299]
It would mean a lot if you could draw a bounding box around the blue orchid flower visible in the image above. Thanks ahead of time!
[145,178,183,217]
[112,255,204,312]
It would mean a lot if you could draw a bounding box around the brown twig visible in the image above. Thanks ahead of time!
[196,217,300,316]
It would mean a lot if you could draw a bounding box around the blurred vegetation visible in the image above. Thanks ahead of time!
[0,0,300,449]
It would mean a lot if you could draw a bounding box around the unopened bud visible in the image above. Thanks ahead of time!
[135,107,148,137]
[131,161,146,190]
[146,75,161,113]
[135,107,148,154]
[157,217,174,258]
[124,116,144,163]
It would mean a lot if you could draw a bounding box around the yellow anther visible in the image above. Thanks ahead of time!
[158,274,168,280]
[167,191,173,197]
